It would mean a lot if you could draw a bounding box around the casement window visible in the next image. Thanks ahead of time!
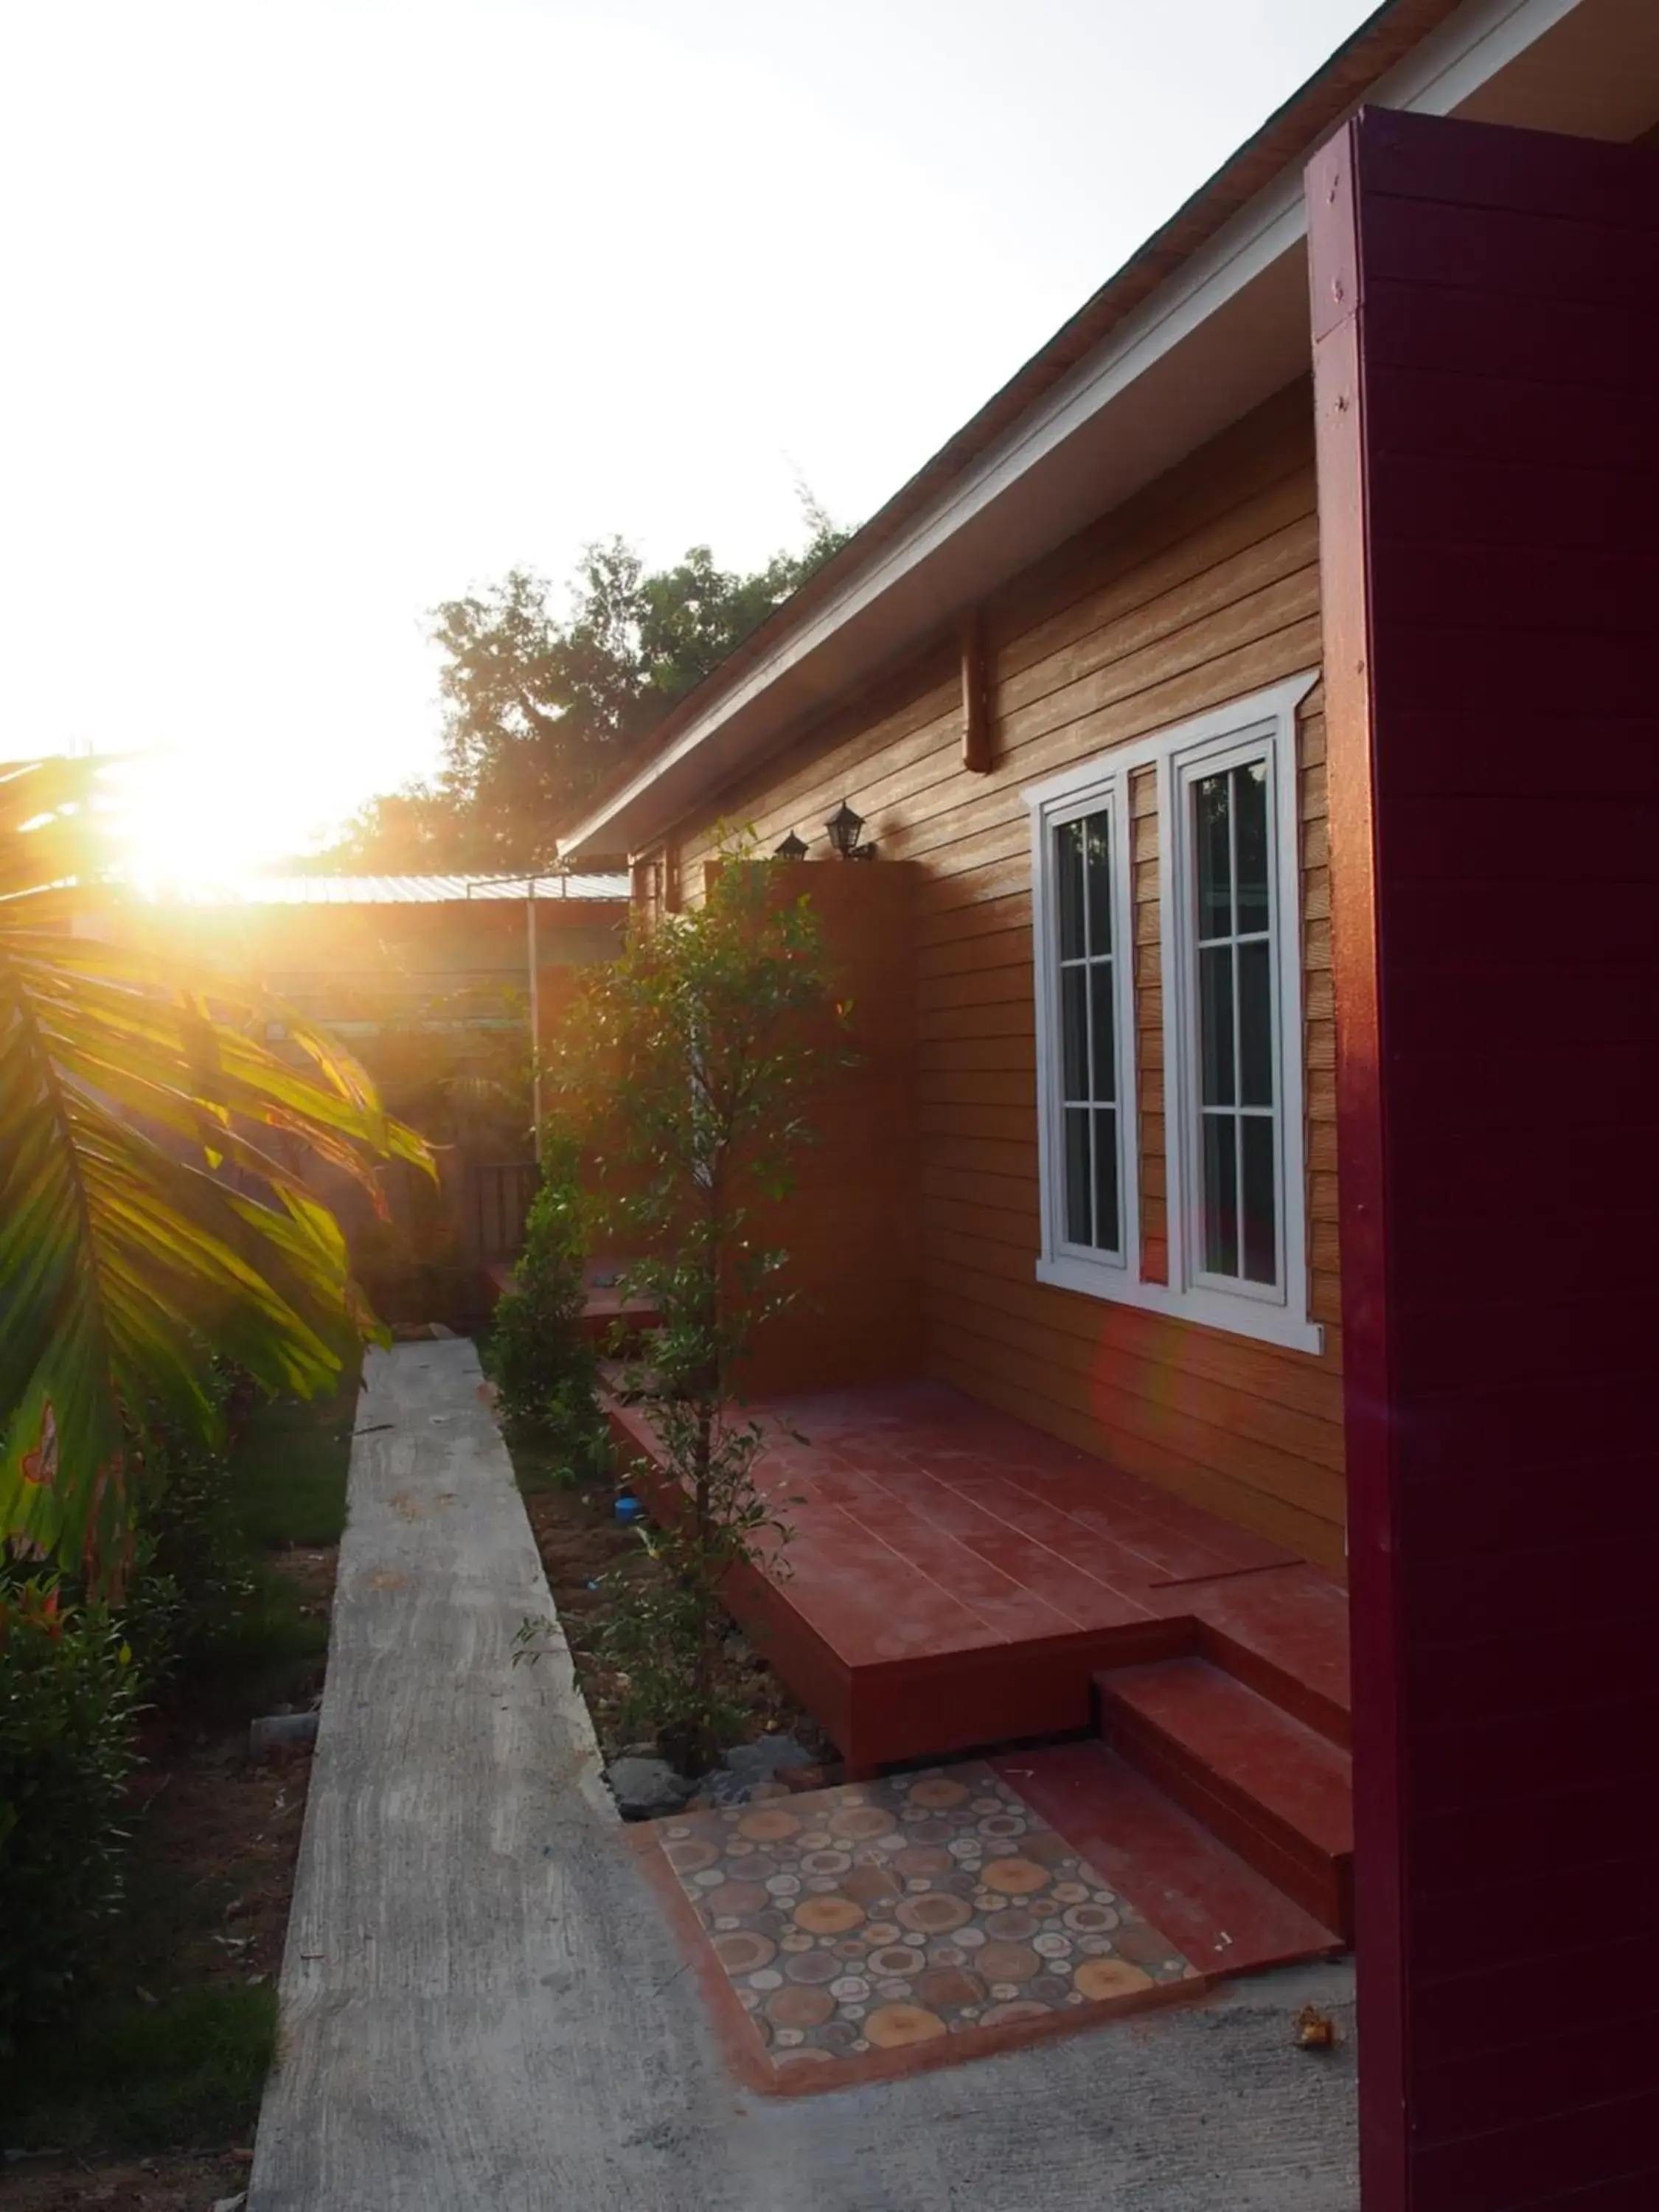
[1027,672,1320,1354]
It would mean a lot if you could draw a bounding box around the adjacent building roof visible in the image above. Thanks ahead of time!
[153,873,630,906]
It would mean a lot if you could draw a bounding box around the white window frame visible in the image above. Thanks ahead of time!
[1030,767,1138,1282]
[1025,671,1321,1355]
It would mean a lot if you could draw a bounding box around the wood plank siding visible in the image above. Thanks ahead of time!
[673,384,1345,1571]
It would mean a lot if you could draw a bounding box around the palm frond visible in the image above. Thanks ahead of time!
[0,761,434,1585]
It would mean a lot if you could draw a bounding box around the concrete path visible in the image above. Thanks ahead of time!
[250,1340,1358,2212]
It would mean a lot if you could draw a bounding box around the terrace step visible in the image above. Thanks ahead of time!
[1094,1655,1354,1938]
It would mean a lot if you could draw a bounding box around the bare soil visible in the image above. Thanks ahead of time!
[517,1467,834,1770]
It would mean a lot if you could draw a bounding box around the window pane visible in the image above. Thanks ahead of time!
[1195,773,1231,939]
[1084,812,1112,956]
[1093,1107,1120,1253]
[1199,945,1234,1106]
[1202,1114,1239,1277]
[1238,939,1273,1107]
[1057,819,1085,959]
[1089,961,1116,1102]
[1234,763,1270,936]
[1064,1107,1093,1245]
[1061,965,1088,1100]
[1241,1116,1277,1285]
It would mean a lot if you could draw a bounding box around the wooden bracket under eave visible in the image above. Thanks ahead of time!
[960,611,993,773]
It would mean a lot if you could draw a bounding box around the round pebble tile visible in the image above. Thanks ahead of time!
[1074,1958,1155,2002]
[983,1857,1049,1896]
[766,1983,837,2029]
[866,2003,949,2048]
[984,1907,1040,1941]
[914,1964,984,2010]
[785,1949,841,1985]
[665,1839,721,1874]
[907,1777,970,1809]
[868,1944,927,1976]
[976,1941,1040,1983]
[830,1805,897,1841]
[841,1866,901,1907]
[702,1881,770,1917]
[801,1848,852,1875]
[1064,1903,1121,1933]
[713,1931,776,1974]
[896,1892,972,1935]
[738,1807,801,1843]
[793,1895,865,1936]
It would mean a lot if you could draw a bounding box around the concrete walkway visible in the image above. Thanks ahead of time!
[250,1340,1357,2212]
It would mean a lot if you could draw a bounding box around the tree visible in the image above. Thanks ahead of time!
[313,511,851,875]
[0,757,432,1586]
[552,852,849,1766]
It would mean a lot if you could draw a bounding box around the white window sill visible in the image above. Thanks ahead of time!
[1035,1255,1325,1356]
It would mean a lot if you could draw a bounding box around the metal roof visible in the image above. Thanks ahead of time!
[154,873,630,906]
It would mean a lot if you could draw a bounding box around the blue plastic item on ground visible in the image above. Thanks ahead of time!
[613,1495,644,1524]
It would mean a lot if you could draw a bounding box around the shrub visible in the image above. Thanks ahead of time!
[122,1422,259,1686]
[484,1138,608,1480]
[0,1571,141,2052]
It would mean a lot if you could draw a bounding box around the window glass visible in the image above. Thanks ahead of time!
[1191,760,1277,1290]
[1053,804,1119,1258]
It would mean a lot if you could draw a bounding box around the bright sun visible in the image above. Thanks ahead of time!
[111,750,333,899]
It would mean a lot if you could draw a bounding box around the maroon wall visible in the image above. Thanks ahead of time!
[1310,107,1659,2211]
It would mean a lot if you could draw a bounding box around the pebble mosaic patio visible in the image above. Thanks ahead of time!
[645,1761,1199,2088]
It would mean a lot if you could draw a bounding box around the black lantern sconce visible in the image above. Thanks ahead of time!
[772,830,809,859]
[824,799,877,860]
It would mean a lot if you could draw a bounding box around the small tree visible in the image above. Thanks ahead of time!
[556,851,846,1767]
[481,1135,609,1482]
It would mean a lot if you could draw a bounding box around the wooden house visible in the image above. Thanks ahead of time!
[560,4,1659,2203]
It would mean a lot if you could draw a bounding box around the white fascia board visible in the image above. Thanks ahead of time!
[560,0,1585,860]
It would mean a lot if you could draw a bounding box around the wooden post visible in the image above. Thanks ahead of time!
[960,611,992,773]
[1310,107,1659,2211]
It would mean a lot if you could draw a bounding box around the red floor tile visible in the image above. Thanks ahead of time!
[995,1742,1343,1976]
[608,1380,1348,1773]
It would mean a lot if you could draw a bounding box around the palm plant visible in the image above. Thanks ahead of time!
[0,757,431,1587]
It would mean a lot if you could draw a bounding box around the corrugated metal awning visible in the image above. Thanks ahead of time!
[153,873,630,906]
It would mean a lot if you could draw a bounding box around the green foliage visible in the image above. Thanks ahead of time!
[0,756,434,1587]
[560,853,847,1767]
[1,1982,278,2152]
[312,510,852,872]
[0,1572,142,2052]
[483,1141,610,1484]
[223,1383,355,1551]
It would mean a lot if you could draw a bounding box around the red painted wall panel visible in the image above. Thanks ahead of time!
[1310,108,1659,2211]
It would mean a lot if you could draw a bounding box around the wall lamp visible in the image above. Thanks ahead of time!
[772,830,810,859]
[824,799,877,860]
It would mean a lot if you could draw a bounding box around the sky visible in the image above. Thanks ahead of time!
[1,0,1380,888]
